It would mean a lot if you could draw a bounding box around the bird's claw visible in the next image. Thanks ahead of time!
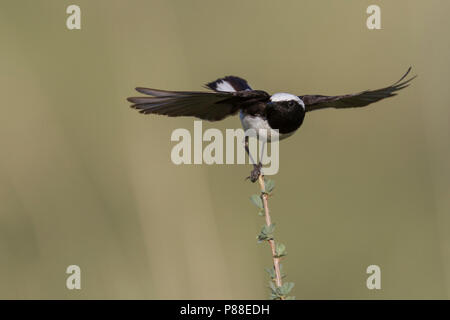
[246,163,262,183]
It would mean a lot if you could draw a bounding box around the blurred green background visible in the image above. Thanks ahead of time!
[1,0,449,299]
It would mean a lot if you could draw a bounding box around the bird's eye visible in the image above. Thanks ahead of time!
[288,101,296,107]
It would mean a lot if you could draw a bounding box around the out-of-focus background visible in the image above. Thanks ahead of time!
[0,0,449,299]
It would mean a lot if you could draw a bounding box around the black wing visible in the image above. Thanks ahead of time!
[300,67,416,113]
[127,82,269,121]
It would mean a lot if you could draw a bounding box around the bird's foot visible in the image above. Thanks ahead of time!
[246,163,263,183]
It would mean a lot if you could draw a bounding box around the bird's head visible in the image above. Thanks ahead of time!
[265,93,306,134]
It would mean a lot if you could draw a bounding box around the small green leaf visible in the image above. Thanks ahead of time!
[279,282,295,296]
[266,265,286,280]
[279,266,286,279]
[268,281,282,300]
[268,283,283,300]
[268,280,277,292]
[275,243,287,258]
[257,224,275,242]
[269,292,280,300]
[267,280,295,300]
[250,194,263,209]
[265,267,276,280]
[264,178,275,193]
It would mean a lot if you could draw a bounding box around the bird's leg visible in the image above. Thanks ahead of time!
[244,135,257,165]
[245,136,262,183]
[259,140,266,166]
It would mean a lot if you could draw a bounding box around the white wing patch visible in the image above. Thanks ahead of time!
[214,80,236,92]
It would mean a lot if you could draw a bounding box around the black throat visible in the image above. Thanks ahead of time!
[265,101,305,134]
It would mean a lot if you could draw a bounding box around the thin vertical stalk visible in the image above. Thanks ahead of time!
[257,175,283,290]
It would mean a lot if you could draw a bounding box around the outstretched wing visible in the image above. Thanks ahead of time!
[127,79,269,121]
[128,89,236,121]
[300,67,417,113]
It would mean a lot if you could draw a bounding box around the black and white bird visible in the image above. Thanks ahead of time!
[128,67,416,181]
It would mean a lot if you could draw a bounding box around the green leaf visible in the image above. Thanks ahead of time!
[279,282,295,296]
[268,281,281,300]
[264,178,275,193]
[267,280,295,300]
[257,224,275,242]
[268,282,282,300]
[266,265,286,280]
[275,243,287,258]
[269,292,281,300]
[265,267,276,280]
[279,265,286,279]
[250,194,263,209]
[268,280,277,292]
[270,293,281,300]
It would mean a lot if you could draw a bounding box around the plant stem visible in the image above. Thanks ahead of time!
[257,175,283,290]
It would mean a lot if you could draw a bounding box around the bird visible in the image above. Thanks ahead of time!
[127,67,416,181]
